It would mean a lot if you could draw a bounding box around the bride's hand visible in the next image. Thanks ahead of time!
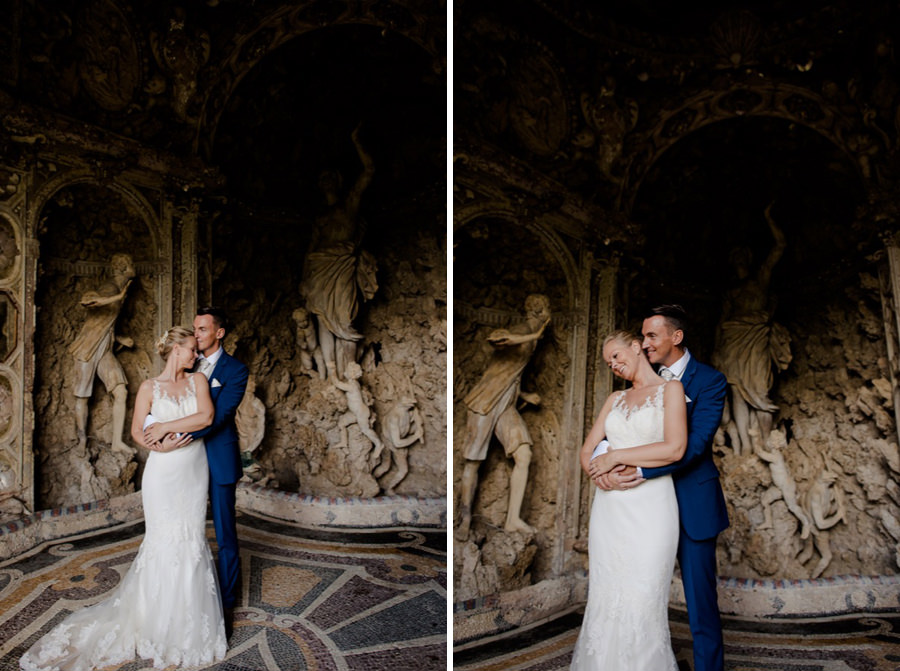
[144,422,168,444]
[588,451,617,478]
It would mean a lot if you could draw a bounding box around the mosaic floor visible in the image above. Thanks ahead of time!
[453,609,900,670]
[0,512,446,670]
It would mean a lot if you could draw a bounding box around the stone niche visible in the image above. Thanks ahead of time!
[210,203,447,500]
[34,182,161,508]
[453,216,574,600]
[716,272,900,579]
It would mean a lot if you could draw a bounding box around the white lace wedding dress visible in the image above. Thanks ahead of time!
[570,383,680,671]
[21,377,227,671]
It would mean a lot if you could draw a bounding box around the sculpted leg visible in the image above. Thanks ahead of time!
[110,384,133,455]
[505,443,534,534]
[74,397,89,457]
[731,391,751,456]
[455,460,480,541]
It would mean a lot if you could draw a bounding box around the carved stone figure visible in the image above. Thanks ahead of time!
[69,253,136,460]
[150,8,211,122]
[292,306,325,379]
[456,294,551,541]
[235,375,267,483]
[798,458,847,578]
[753,428,811,539]
[333,361,383,458]
[578,78,638,180]
[713,203,792,455]
[299,126,378,382]
[0,456,27,520]
[374,396,424,495]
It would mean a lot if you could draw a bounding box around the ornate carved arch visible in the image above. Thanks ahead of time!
[195,0,445,158]
[621,81,886,213]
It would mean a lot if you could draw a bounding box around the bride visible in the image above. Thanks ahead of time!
[21,326,227,670]
[570,330,687,670]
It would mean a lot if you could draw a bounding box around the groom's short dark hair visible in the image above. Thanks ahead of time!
[197,305,229,334]
[647,304,688,336]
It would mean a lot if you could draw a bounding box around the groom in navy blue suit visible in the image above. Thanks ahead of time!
[597,304,728,671]
[190,306,249,629]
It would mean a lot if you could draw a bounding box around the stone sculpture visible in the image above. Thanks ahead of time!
[333,361,383,458]
[374,396,424,495]
[69,253,136,461]
[299,125,378,382]
[456,294,551,541]
[798,458,847,578]
[753,428,811,538]
[713,203,792,454]
[235,375,268,483]
[292,306,325,379]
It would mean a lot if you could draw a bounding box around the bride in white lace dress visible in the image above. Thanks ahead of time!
[21,327,227,671]
[570,330,687,671]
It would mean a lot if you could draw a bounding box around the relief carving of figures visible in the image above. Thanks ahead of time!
[292,306,326,379]
[150,8,211,122]
[333,361,383,460]
[299,125,378,382]
[797,457,848,578]
[508,47,569,156]
[374,396,424,495]
[456,294,551,541]
[753,428,811,539]
[76,0,141,112]
[69,253,136,476]
[576,77,638,181]
[713,202,792,455]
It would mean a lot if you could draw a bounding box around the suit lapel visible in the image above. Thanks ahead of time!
[208,352,229,401]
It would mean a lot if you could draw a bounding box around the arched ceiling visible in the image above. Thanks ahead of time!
[212,24,445,214]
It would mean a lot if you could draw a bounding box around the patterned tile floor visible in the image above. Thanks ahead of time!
[454,609,900,670]
[0,511,446,670]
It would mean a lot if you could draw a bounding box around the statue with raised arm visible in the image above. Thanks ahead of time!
[69,252,136,458]
[299,125,377,382]
[713,203,792,455]
[456,294,551,541]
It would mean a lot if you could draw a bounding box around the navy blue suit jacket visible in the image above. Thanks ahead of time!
[642,355,729,541]
[191,350,248,486]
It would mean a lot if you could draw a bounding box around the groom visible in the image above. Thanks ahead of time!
[596,304,729,671]
[190,306,248,632]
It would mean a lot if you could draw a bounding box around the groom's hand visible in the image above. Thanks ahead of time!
[159,432,193,452]
[594,465,644,491]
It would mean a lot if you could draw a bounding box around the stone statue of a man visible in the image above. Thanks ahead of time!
[69,252,135,457]
[456,294,551,541]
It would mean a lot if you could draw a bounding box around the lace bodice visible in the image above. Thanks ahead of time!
[151,375,198,423]
[605,383,666,449]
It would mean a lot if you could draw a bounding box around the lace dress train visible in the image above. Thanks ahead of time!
[20,377,227,670]
[570,384,680,671]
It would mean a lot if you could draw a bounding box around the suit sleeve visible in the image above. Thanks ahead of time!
[190,361,249,441]
[641,368,727,479]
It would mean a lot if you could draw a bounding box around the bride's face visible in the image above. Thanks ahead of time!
[603,339,640,380]
[173,337,199,371]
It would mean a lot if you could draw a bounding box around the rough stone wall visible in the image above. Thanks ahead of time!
[717,272,900,578]
[214,205,447,499]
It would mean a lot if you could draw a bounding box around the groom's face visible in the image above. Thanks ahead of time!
[194,314,224,355]
[641,315,680,367]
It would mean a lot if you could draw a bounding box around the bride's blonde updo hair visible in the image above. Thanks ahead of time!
[156,326,194,359]
[602,329,642,353]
